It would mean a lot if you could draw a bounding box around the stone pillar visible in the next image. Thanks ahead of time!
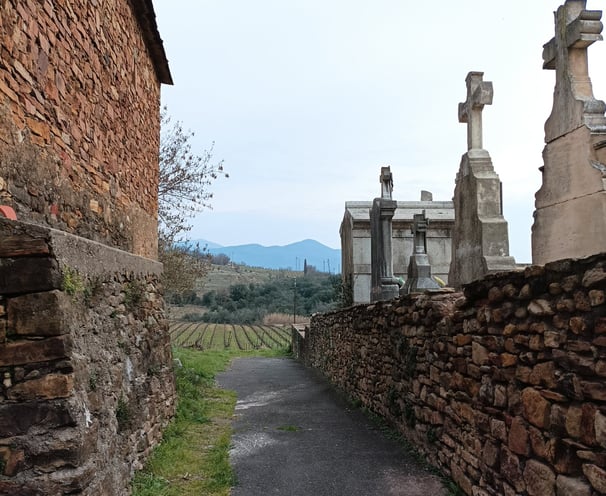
[449,72,516,288]
[532,0,606,265]
[403,211,440,294]
[370,167,400,302]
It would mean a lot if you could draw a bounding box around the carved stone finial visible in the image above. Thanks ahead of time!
[543,0,606,141]
[380,166,393,200]
[458,72,493,151]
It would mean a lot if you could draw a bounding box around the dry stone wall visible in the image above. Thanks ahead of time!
[0,0,165,258]
[0,218,175,495]
[301,253,606,495]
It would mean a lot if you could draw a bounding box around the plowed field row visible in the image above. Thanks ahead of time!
[169,322,292,351]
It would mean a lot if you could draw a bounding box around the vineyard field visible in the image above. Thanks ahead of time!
[169,321,292,351]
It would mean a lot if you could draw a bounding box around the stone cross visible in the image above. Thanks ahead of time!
[542,0,606,139]
[458,72,493,151]
[412,212,429,255]
[380,166,393,200]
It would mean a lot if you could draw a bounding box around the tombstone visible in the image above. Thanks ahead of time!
[370,167,401,302]
[402,211,441,294]
[532,0,606,264]
[448,72,516,288]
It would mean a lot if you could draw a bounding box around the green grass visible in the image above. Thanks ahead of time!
[132,347,289,496]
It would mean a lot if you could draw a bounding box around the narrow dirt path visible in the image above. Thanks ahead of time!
[217,357,448,496]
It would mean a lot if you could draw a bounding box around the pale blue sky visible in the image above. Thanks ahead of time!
[154,0,606,263]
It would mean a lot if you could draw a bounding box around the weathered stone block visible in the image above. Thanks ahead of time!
[556,475,591,496]
[582,464,606,493]
[0,257,61,294]
[0,401,76,436]
[6,373,73,401]
[500,447,525,493]
[529,362,557,388]
[582,268,606,288]
[522,388,551,429]
[7,290,69,336]
[524,459,555,496]
[472,342,489,366]
[528,299,554,316]
[0,235,50,257]
[0,482,40,496]
[508,416,529,456]
[0,336,71,366]
[589,289,605,306]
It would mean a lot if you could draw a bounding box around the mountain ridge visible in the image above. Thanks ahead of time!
[187,238,341,272]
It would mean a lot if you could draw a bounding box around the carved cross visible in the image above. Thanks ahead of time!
[412,211,429,254]
[380,166,393,200]
[543,0,602,103]
[458,71,493,151]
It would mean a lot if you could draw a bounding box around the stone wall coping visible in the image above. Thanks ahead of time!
[0,218,162,278]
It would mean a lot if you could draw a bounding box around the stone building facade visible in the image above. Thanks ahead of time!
[340,196,454,304]
[0,1,176,494]
[0,0,172,259]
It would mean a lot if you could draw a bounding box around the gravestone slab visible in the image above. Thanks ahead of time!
[449,72,516,288]
[532,0,606,265]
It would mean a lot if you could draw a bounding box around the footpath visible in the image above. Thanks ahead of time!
[217,357,449,496]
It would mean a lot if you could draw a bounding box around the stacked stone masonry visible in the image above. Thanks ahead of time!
[300,253,606,495]
[0,218,176,495]
[0,0,169,258]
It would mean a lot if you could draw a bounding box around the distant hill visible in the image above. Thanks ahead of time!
[189,239,341,273]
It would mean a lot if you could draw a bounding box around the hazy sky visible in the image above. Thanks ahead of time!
[153,0,606,263]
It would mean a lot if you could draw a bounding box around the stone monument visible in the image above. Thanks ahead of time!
[532,0,606,264]
[341,193,454,305]
[403,211,441,294]
[448,71,516,288]
[370,167,401,302]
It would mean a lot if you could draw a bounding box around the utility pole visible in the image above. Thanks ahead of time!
[293,277,297,324]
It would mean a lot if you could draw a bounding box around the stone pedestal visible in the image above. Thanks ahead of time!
[370,197,400,302]
[449,150,516,287]
[533,128,606,264]
[449,72,516,288]
[532,2,606,265]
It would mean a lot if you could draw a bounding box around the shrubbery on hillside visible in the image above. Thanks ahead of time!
[194,272,342,324]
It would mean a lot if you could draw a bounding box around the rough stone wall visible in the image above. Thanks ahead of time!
[0,0,163,258]
[303,253,606,496]
[0,219,176,495]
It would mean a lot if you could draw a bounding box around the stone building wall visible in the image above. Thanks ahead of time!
[0,0,171,259]
[300,253,606,495]
[0,218,176,495]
